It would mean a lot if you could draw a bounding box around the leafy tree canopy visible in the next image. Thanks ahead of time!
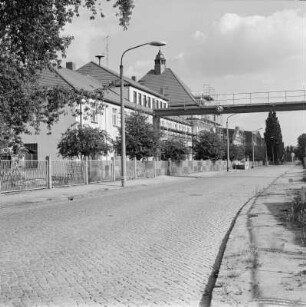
[115,111,163,160]
[193,131,225,160]
[228,144,245,161]
[294,133,306,163]
[1,0,134,69]
[57,125,112,159]
[160,138,189,161]
[0,0,134,151]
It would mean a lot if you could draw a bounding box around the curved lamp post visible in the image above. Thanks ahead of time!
[120,41,166,187]
[226,114,238,172]
[251,128,262,168]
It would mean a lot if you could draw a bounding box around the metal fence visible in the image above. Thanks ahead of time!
[211,89,306,106]
[0,158,256,193]
[0,160,47,192]
[52,160,85,187]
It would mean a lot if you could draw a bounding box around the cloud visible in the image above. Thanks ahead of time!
[62,10,119,67]
[193,30,207,42]
[184,9,306,78]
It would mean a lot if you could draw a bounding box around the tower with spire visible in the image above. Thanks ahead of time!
[154,50,166,75]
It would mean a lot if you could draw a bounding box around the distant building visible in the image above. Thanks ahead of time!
[222,126,264,147]
[77,61,193,149]
[21,63,193,161]
[139,50,222,137]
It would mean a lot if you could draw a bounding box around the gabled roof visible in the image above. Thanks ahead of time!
[39,66,103,92]
[53,67,103,91]
[38,67,72,89]
[139,68,199,107]
[38,66,155,112]
[77,61,168,100]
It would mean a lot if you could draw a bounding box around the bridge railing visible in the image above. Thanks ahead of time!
[211,89,306,106]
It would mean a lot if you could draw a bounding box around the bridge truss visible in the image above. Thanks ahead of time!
[154,90,306,117]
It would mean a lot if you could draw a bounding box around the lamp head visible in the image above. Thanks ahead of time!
[148,41,167,47]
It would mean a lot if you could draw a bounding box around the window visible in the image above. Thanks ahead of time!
[164,102,167,108]
[112,108,118,126]
[143,95,147,107]
[147,97,151,109]
[133,91,137,103]
[91,103,98,123]
[138,93,142,105]
[24,143,38,168]
[152,98,156,109]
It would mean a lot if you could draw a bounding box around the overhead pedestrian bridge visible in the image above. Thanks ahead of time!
[154,89,306,116]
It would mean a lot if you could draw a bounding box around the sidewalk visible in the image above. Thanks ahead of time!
[211,165,306,307]
[0,171,224,209]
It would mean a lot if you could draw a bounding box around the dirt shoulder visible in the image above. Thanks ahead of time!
[211,165,306,307]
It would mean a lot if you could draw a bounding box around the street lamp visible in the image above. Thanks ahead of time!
[120,41,166,187]
[226,114,238,172]
[251,128,262,168]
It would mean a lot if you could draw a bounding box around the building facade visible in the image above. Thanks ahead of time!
[21,63,193,161]
[139,50,222,137]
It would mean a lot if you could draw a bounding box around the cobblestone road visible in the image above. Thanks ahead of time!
[0,166,291,307]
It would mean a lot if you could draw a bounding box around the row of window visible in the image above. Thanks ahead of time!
[160,120,192,133]
[92,106,192,134]
[133,91,167,109]
[91,106,120,128]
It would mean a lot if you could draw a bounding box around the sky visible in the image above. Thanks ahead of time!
[63,0,306,146]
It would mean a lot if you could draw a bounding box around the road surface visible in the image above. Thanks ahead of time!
[0,165,291,307]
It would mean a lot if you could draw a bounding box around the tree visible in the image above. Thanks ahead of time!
[0,0,134,151]
[115,112,163,160]
[0,121,27,159]
[294,134,306,163]
[264,111,284,163]
[229,144,245,161]
[57,125,112,159]
[193,131,225,160]
[284,145,294,162]
[160,138,189,161]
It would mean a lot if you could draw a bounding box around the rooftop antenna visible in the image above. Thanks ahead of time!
[95,54,104,66]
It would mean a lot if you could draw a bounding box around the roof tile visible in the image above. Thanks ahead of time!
[139,68,198,107]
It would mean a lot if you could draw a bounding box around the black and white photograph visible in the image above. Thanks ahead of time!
[1,0,306,306]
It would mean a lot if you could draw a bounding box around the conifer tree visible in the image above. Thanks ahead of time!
[264,111,284,163]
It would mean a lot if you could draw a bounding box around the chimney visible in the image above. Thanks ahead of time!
[66,62,76,70]
[132,76,136,81]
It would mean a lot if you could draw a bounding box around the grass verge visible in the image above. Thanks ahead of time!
[289,186,306,225]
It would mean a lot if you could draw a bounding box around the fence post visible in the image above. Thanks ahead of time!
[154,158,157,178]
[84,157,89,185]
[134,158,137,180]
[112,157,116,182]
[46,155,52,189]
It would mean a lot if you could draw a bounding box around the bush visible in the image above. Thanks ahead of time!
[289,187,306,225]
